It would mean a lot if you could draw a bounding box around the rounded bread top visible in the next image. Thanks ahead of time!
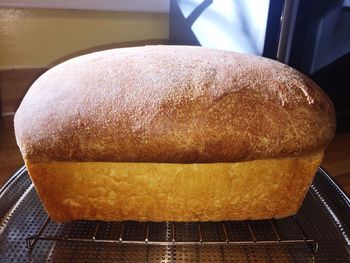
[14,45,336,163]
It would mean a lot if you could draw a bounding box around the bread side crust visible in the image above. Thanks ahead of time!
[26,152,323,222]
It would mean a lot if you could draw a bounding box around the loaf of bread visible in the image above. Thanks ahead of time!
[14,45,335,222]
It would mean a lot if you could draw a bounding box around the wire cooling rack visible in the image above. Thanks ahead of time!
[1,167,350,262]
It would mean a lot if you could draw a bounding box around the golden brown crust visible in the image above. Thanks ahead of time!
[26,152,323,222]
[14,45,335,163]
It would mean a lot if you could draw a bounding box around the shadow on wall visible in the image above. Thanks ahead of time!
[169,0,213,45]
[311,51,350,133]
[312,51,350,111]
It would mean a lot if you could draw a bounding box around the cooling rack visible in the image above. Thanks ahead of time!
[1,167,350,262]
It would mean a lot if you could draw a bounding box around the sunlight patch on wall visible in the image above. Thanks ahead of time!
[177,0,270,55]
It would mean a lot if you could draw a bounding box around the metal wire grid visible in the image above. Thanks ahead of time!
[25,215,318,253]
[1,167,350,262]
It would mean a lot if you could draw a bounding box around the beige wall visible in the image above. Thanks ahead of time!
[0,8,169,69]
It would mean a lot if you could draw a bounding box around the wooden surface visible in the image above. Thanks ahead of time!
[1,114,349,195]
[0,68,47,114]
[0,115,23,186]
[322,132,350,193]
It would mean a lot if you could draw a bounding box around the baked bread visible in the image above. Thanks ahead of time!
[14,45,336,222]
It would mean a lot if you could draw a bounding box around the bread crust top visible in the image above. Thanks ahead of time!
[14,45,336,163]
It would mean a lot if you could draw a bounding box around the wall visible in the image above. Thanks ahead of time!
[169,0,270,56]
[0,8,169,115]
[0,8,169,69]
[314,9,350,71]
[288,0,350,114]
[289,0,349,74]
[0,0,169,13]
